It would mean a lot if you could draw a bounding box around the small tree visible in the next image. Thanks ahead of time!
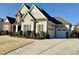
[71,26,78,38]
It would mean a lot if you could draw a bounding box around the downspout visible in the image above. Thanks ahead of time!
[47,20,48,34]
[47,20,48,39]
[55,24,56,38]
[34,20,36,38]
[69,24,72,38]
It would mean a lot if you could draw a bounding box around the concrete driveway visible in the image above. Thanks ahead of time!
[7,39,66,55]
[6,38,79,55]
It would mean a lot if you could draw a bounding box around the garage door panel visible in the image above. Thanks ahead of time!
[56,31,66,38]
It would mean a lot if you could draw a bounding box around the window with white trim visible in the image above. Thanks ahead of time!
[24,25,31,31]
[31,8,36,15]
[37,24,43,32]
[58,29,61,31]
[27,25,31,31]
[62,29,66,31]
[24,25,26,32]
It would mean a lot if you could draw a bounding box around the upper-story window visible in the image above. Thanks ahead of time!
[56,24,64,28]
[31,8,36,15]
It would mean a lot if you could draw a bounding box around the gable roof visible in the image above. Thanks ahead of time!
[30,4,51,20]
[51,17,62,24]
[21,4,70,25]
[31,4,62,24]
[54,16,70,24]
[2,16,15,24]
[16,3,30,16]
[21,11,36,22]
[24,3,30,9]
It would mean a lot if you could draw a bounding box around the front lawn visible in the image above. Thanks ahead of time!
[0,36,33,55]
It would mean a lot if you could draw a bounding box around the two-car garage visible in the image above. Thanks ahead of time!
[48,28,68,38]
[56,28,68,38]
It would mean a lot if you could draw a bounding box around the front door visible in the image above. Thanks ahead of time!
[18,25,21,31]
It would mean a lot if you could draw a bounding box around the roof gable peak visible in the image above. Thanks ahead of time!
[16,3,30,15]
[29,4,39,11]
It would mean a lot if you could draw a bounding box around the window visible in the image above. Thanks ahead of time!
[37,24,43,32]
[52,24,54,27]
[24,25,26,32]
[56,24,64,28]
[31,9,36,15]
[28,25,31,31]
[58,29,61,31]
[63,29,66,31]
[24,25,31,31]
[26,25,31,31]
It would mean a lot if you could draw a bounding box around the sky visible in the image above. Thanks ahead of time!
[0,3,79,25]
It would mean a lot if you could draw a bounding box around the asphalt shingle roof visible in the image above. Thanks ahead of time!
[1,16,15,24]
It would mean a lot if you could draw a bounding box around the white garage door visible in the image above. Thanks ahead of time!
[56,29,67,38]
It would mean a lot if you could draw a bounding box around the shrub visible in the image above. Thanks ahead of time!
[36,32,40,39]
[9,31,12,36]
[70,30,78,38]
[14,32,18,37]
[25,31,31,38]
[30,31,35,38]
[36,31,46,39]
[5,31,9,35]
[0,31,2,35]
[46,33,50,39]
[77,32,79,38]
[1,31,4,35]
[18,30,22,37]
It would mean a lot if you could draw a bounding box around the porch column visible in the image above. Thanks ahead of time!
[16,25,18,33]
[11,25,13,33]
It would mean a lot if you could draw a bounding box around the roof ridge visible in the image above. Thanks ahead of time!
[55,16,70,24]
[23,3,30,9]
[6,16,15,19]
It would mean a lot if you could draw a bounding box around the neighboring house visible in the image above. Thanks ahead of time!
[1,16,15,34]
[12,3,72,38]
[71,25,75,31]
[73,24,79,32]
[0,19,3,32]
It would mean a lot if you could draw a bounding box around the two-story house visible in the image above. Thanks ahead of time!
[12,3,71,38]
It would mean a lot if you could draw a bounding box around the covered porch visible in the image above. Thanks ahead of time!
[11,23,21,35]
